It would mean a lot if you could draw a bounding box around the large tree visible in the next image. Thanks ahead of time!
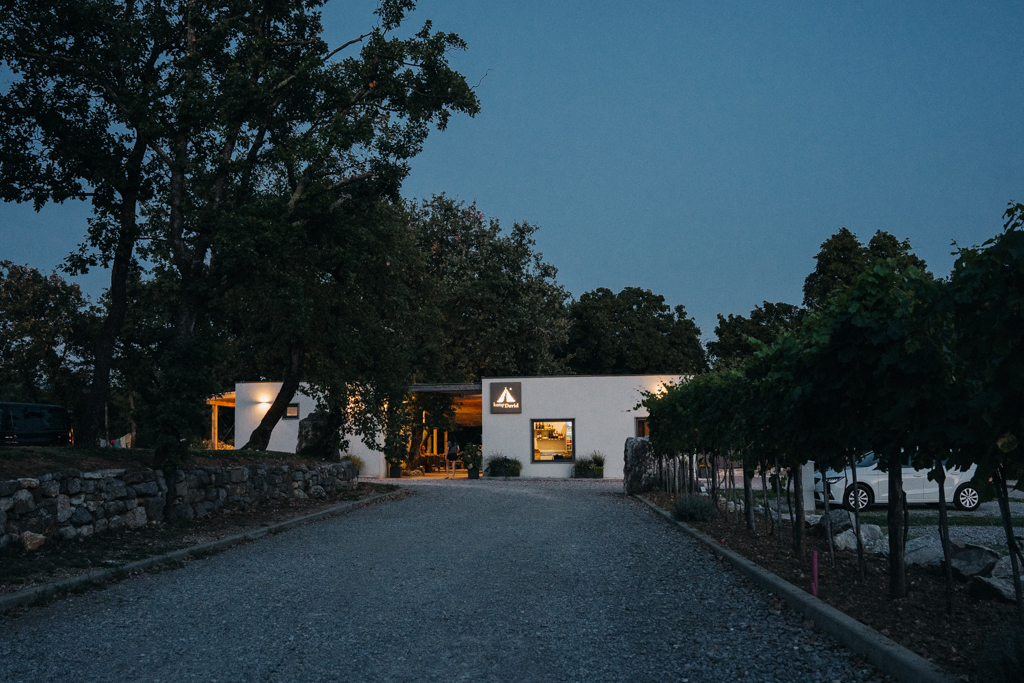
[707,301,804,369]
[566,287,706,375]
[0,0,479,466]
[803,228,928,309]
[410,195,569,382]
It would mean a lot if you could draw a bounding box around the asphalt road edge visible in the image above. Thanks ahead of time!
[0,489,404,615]
[634,494,958,683]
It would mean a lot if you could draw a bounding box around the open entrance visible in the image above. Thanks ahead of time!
[408,384,482,477]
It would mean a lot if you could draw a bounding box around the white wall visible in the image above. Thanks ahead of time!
[480,375,682,479]
[233,382,386,479]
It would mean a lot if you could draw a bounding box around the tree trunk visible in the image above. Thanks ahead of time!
[761,466,773,536]
[821,463,836,567]
[850,452,866,581]
[791,466,806,558]
[79,140,146,448]
[127,386,138,448]
[744,462,756,532]
[934,457,954,617]
[241,340,305,450]
[887,459,907,598]
[994,462,1024,625]
[774,457,783,549]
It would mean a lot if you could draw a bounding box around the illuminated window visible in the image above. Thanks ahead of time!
[532,420,574,462]
[284,404,300,419]
[635,418,649,438]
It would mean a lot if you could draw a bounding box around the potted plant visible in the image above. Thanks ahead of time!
[592,452,605,478]
[462,444,482,479]
[573,455,595,478]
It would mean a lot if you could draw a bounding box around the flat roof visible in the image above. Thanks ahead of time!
[409,383,482,394]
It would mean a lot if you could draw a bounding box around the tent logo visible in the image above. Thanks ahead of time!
[490,382,522,414]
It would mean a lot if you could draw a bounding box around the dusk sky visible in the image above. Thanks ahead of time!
[3,0,1023,339]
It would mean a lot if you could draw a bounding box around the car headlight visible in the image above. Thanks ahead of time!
[825,476,842,484]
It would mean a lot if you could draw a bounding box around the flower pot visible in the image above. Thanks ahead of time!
[388,464,403,478]
[467,467,480,479]
[594,466,604,478]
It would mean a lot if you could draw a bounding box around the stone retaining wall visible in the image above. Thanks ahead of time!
[0,461,357,552]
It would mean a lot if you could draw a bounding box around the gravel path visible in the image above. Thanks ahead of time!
[0,480,886,682]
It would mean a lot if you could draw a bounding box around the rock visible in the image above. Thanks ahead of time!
[94,518,108,533]
[815,509,853,535]
[20,531,46,551]
[308,485,326,499]
[134,481,159,496]
[905,537,945,568]
[0,480,19,497]
[56,495,72,523]
[70,507,93,526]
[39,480,60,498]
[64,477,82,495]
[82,471,103,480]
[293,489,308,500]
[58,525,77,540]
[804,514,821,527]
[12,489,35,514]
[0,533,12,550]
[0,496,12,512]
[78,524,94,538]
[951,544,1000,579]
[0,507,5,530]
[833,529,858,551]
[105,500,126,516]
[145,493,166,520]
[125,507,147,529]
[970,575,1017,602]
[992,555,1014,580]
[623,436,655,495]
[17,478,39,489]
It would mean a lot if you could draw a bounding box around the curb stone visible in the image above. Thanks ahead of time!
[0,489,404,615]
[634,495,958,683]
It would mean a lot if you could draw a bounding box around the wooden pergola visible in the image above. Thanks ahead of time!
[206,392,236,450]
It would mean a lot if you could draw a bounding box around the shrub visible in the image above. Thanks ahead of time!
[462,444,482,470]
[591,452,605,468]
[976,622,1024,683]
[340,454,364,473]
[573,456,595,478]
[485,453,522,477]
[673,494,719,522]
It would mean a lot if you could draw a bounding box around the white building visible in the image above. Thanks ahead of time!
[232,375,682,479]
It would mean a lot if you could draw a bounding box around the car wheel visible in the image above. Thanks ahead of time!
[954,483,981,512]
[844,484,872,512]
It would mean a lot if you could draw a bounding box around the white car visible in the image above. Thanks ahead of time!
[813,452,980,512]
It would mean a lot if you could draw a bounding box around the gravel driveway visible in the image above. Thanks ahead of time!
[0,480,885,682]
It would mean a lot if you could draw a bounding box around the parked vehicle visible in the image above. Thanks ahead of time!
[813,452,980,512]
[0,402,74,446]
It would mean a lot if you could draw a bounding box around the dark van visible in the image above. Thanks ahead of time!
[0,402,74,446]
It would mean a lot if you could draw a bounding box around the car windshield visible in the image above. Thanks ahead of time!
[856,452,876,468]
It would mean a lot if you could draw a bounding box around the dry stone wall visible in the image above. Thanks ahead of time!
[0,461,357,552]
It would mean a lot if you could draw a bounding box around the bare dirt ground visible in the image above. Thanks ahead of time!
[646,491,1018,681]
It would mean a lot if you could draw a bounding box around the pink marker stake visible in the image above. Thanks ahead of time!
[811,550,819,598]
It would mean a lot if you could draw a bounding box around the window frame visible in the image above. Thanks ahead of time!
[283,403,300,420]
[635,417,649,438]
[530,418,575,463]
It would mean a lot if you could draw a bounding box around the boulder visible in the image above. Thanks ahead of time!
[12,489,35,514]
[143,496,166,523]
[970,575,1017,603]
[951,544,1000,579]
[804,514,821,527]
[623,437,657,495]
[0,496,12,512]
[125,507,147,529]
[20,531,45,551]
[58,525,77,540]
[905,536,945,568]
[815,509,853,535]
[308,485,326,499]
[56,495,73,523]
[0,480,19,497]
[992,555,1015,580]
[831,524,887,553]
[70,507,93,526]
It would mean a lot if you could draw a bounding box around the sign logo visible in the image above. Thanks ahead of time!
[490,382,522,414]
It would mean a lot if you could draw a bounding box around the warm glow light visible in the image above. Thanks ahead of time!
[259,401,271,409]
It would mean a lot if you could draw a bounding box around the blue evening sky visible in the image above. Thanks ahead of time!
[3,0,1022,339]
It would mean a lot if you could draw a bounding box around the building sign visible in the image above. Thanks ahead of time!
[489,382,522,414]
